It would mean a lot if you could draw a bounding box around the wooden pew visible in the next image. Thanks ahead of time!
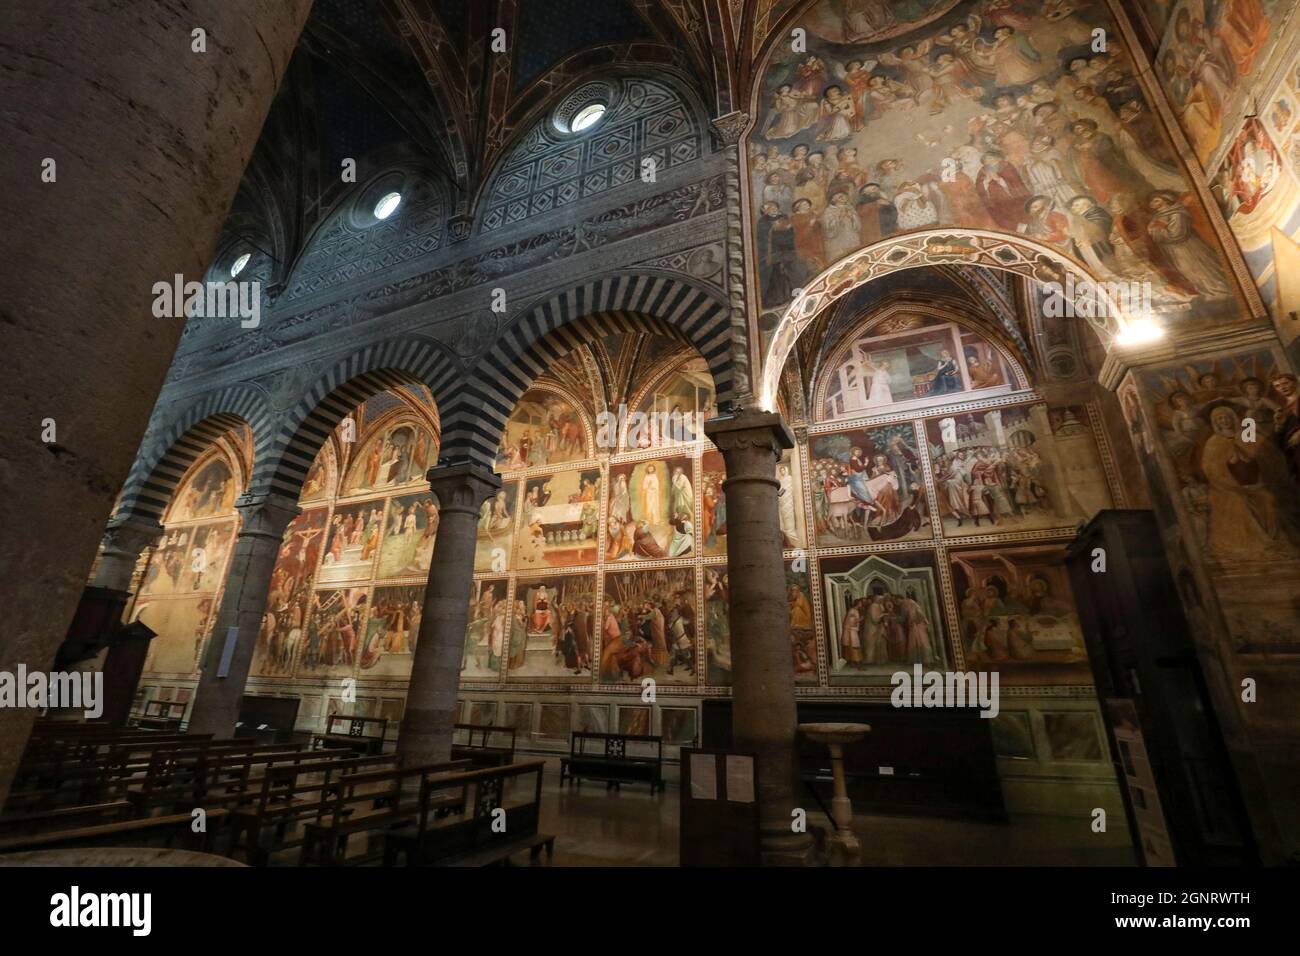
[299,760,469,865]
[384,760,554,867]
[451,723,517,768]
[0,810,229,856]
[0,802,133,839]
[228,753,402,865]
[312,715,388,755]
[559,732,665,793]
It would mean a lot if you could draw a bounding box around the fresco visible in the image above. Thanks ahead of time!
[516,470,600,569]
[476,481,516,572]
[507,574,597,679]
[1139,349,1300,648]
[359,585,422,677]
[607,456,695,559]
[375,493,438,579]
[463,578,509,678]
[299,440,337,503]
[251,508,328,677]
[602,569,697,684]
[706,562,818,686]
[297,587,369,679]
[341,421,435,494]
[752,0,1241,323]
[1155,0,1280,169]
[496,389,589,471]
[925,402,1111,535]
[169,456,237,521]
[140,523,235,597]
[950,543,1091,683]
[820,551,948,685]
[818,313,1013,420]
[135,595,214,675]
[809,423,932,545]
[624,357,716,450]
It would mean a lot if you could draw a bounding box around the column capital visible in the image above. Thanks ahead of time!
[100,513,164,559]
[426,461,502,516]
[706,409,793,453]
[233,492,301,540]
[711,111,752,146]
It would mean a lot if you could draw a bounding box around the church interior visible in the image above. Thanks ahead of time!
[3,0,1299,882]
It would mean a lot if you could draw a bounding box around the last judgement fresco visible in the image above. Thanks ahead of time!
[752,0,1241,324]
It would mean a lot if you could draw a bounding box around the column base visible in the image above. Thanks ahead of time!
[758,828,817,867]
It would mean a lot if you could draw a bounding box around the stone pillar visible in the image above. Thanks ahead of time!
[399,463,502,766]
[0,0,312,807]
[705,410,813,865]
[93,515,165,592]
[188,494,300,737]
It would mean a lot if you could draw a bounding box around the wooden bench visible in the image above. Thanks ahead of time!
[228,753,402,865]
[451,723,517,768]
[560,732,665,793]
[299,760,469,865]
[0,809,229,856]
[312,715,389,756]
[383,760,554,867]
[136,699,188,731]
[0,801,133,839]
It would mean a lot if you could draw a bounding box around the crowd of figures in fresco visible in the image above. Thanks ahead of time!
[753,0,1239,317]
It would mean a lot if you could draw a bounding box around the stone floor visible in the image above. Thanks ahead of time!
[538,768,1137,867]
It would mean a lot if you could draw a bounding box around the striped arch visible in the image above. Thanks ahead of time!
[448,274,732,468]
[116,384,271,524]
[257,337,460,500]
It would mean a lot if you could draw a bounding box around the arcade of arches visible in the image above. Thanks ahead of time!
[4,0,1300,869]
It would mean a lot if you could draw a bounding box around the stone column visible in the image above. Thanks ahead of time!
[399,463,502,766]
[93,515,165,592]
[187,494,301,737]
[0,0,312,808]
[705,410,813,865]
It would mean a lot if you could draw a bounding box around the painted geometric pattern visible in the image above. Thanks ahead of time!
[481,79,702,234]
[284,191,444,301]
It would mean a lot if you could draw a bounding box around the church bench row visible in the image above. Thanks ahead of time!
[228,752,403,865]
[384,760,553,867]
[299,760,471,865]
[0,809,229,856]
[560,732,665,793]
[450,723,517,768]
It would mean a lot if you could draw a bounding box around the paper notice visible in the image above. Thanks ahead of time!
[690,753,717,800]
[725,755,755,803]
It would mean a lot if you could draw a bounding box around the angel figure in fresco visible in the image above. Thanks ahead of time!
[861,358,894,408]
[841,0,898,40]
[816,85,857,142]
[935,13,994,80]
[979,26,1050,87]
[877,39,934,99]
[763,83,821,140]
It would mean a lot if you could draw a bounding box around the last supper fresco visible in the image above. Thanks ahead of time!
[751,0,1243,324]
